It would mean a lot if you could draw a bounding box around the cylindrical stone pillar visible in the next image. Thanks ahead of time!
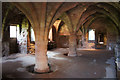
[68,34,77,56]
[34,40,49,73]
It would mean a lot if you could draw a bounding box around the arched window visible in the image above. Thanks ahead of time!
[88,29,95,41]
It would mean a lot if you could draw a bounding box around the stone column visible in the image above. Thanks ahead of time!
[13,2,69,73]
[34,40,49,73]
[19,29,28,54]
[77,35,82,48]
[27,24,31,53]
[95,31,98,49]
[115,44,120,61]
[56,33,59,47]
[68,34,77,56]
[82,33,89,48]
[116,35,120,60]
[81,28,87,48]
[115,42,120,70]
[115,35,120,70]
[82,34,85,48]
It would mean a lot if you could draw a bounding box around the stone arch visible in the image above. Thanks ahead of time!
[75,3,120,49]
[81,15,119,49]
[76,2,120,32]
[80,12,120,44]
[82,14,119,34]
[12,2,79,73]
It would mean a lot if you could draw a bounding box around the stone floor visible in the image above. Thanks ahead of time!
[2,48,117,78]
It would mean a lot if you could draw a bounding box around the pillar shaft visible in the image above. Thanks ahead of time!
[82,33,88,48]
[115,38,120,69]
[116,36,120,61]
[34,39,49,73]
[13,2,78,73]
[27,24,31,53]
[68,34,77,56]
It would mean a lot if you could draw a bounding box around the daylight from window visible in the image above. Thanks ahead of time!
[88,29,95,40]
[10,26,17,38]
[31,27,35,41]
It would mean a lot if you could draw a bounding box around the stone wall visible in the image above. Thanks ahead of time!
[57,35,69,48]
[2,18,29,55]
[57,35,82,48]
[17,29,28,54]
[107,31,117,51]
[2,25,10,56]
[2,41,9,56]
[17,18,28,54]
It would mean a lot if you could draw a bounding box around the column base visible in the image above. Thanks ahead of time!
[34,67,50,74]
[68,53,77,57]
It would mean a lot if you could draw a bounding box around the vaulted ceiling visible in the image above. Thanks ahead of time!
[2,2,120,36]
